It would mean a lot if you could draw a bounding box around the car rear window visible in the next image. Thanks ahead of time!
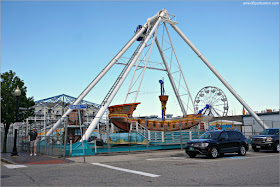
[260,129,279,135]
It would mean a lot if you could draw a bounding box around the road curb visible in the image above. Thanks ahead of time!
[1,158,17,165]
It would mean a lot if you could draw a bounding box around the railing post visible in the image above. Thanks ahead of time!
[94,140,97,154]
[189,131,192,140]
[162,132,164,142]
[253,120,255,135]
[179,120,182,149]
[70,140,72,155]
[145,120,149,152]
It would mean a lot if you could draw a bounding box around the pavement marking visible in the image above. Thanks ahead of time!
[92,163,160,178]
[4,164,27,169]
[227,156,248,159]
[146,157,206,162]
[146,154,278,163]
[244,154,276,159]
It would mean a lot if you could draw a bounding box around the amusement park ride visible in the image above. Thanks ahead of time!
[195,86,229,117]
[45,9,268,141]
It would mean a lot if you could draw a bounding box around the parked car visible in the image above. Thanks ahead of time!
[185,130,249,159]
[251,128,279,152]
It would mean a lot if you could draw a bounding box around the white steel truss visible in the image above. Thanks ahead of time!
[46,8,267,141]
[123,21,196,116]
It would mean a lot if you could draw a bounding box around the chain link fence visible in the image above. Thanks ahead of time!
[1,119,279,157]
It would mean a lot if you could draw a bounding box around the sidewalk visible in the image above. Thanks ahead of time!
[67,149,185,163]
[1,149,185,165]
[1,152,74,165]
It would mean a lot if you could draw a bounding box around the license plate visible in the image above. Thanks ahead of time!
[256,146,261,148]
[189,147,194,151]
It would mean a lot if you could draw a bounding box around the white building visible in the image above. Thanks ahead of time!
[242,111,280,136]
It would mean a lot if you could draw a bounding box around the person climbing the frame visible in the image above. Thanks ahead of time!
[29,127,38,156]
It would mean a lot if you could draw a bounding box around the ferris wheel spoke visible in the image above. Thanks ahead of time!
[211,108,221,117]
[212,103,226,107]
[211,94,226,107]
[208,92,221,106]
[209,109,216,117]
[208,91,217,104]
[214,108,223,113]
[214,109,225,116]
[210,95,222,106]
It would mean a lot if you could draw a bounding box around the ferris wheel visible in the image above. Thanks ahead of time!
[195,86,228,117]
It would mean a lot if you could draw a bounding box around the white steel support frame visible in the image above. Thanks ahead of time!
[134,26,160,103]
[46,8,267,143]
[155,37,187,116]
[163,23,195,113]
[124,25,160,103]
[170,24,268,129]
[124,55,142,103]
[45,13,156,137]
[82,10,166,141]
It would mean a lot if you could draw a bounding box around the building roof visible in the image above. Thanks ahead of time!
[242,111,279,117]
[34,94,100,113]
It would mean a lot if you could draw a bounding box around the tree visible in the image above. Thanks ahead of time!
[1,70,35,153]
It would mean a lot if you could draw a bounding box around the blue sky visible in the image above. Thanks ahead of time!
[1,1,279,117]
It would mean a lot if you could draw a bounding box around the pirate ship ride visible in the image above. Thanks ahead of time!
[108,80,202,132]
[108,103,202,132]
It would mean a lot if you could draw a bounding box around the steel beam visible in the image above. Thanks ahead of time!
[155,37,187,116]
[171,24,268,129]
[81,10,167,141]
[45,20,148,137]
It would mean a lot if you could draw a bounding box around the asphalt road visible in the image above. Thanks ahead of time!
[1,149,279,186]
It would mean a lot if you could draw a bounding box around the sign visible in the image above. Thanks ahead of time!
[70,105,87,110]
[14,122,20,130]
[19,107,28,110]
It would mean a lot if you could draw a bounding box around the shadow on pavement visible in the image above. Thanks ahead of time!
[1,152,74,165]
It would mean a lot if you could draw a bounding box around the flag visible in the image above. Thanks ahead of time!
[242,107,246,115]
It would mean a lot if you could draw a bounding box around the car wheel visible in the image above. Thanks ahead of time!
[238,145,246,156]
[252,146,260,152]
[273,142,279,153]
[208,146,218,159]
[187,152,197,158]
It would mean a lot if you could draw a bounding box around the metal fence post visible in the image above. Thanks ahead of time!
[179,120,182,149]
[64,117,68,158]
[128,121,130,152]
[145,119,150,152]
[78,109,85,163]
[253,120,255,135]
[106,113,110,154]
[164,127,166,150]
[38,123,41,154]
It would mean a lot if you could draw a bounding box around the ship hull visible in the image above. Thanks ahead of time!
[109,114,202,132]
[108,103,202,132]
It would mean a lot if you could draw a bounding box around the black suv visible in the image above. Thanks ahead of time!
[251,128,279,152]
[185,130,249,158]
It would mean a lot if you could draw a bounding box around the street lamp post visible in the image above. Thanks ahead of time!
[11,86,21,156]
